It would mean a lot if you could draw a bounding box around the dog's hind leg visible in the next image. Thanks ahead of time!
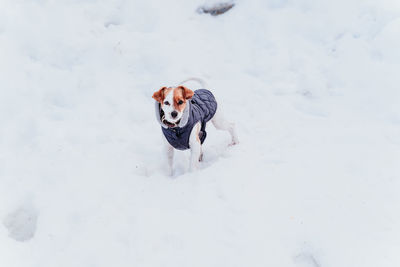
[211,110,239,145]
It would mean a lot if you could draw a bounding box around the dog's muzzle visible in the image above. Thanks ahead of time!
[155,101,189,129]
[161,115,180,128]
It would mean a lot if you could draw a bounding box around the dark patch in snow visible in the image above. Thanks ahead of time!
[3,204,38,242]
[104,20,121,28]
[294,252,321,267]
[197,2,235,16]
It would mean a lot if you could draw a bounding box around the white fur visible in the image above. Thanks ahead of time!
[161,89,181,123]
[188,122,202,172]
[211,109,239,145]
[164,138,174,176]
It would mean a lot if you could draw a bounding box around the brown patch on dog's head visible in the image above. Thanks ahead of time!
[179,86,194,100]
[152,87,172,103]
[173,86,194,112]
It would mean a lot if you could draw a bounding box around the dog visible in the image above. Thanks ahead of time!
[153,78,238,174]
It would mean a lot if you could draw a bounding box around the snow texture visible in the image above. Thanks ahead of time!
[0,0,400,266]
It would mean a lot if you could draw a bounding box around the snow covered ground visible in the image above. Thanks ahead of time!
[1,0,400,266]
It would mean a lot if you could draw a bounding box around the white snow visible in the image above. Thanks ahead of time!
[1,0,400,266]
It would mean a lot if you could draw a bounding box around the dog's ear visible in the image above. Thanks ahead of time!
[178,86,194,100]
[152,87,167,103]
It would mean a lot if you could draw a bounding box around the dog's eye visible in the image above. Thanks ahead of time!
[164,101,170,105]
[178,100,183,105]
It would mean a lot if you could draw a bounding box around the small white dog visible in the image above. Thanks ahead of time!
[153,78,238,174]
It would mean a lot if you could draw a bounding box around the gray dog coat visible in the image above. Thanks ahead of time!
[155,89,217,150]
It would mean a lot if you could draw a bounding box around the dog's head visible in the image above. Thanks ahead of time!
[152,86,194,127]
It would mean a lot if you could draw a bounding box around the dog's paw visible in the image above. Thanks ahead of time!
[229,140,239,146]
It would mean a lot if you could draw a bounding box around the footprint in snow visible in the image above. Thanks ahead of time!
[2,203,38,242]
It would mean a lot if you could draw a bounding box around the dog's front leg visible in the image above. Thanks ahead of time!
[164,139,174,176]
[189,122,202,172]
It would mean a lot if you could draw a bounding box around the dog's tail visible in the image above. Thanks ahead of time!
[178,77,208,89]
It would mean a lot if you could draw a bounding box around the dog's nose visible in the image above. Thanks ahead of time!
[171,111,178,118]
